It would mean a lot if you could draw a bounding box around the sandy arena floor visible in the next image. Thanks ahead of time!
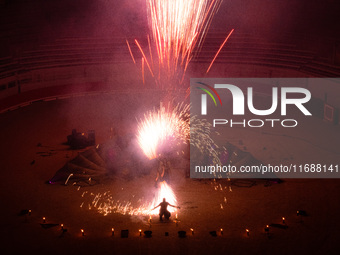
[1,93,340,255]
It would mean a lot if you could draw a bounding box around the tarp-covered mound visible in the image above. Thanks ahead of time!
[221,142,279,179]
[48,136,151,185]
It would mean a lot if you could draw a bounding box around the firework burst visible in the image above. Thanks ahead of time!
[147,0,222,79]
[128,0,227,87]
[137,102,190,160]
[136,102,221,172]
[79,104,221,217]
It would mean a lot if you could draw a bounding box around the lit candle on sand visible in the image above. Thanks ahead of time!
[265,225,269,232]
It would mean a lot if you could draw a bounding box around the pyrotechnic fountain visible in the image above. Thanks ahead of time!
[51,0,232,219]
[85,181,178,217]
[124,0,229,219]
[120,0,231,218]
[137,102,190,160]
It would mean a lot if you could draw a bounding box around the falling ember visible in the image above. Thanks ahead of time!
[126,39,136,64]
[135,39,155,77]
[206,28,234,73]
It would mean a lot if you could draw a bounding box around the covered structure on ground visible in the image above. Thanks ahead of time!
[49,137,151,185]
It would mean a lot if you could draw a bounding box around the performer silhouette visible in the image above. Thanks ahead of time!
[153,198,180,221]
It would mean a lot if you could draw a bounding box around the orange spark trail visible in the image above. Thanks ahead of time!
[135,39,155,77]
[206,28,234,74]
[126,39,136,64]
[147,35,154,69]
